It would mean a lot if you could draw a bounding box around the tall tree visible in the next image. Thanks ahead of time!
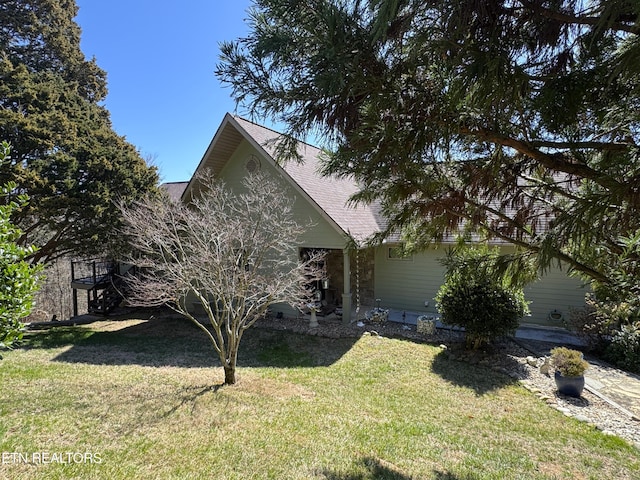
[217,0,640,301]
[120,173,323,385]
[0,0,158,264]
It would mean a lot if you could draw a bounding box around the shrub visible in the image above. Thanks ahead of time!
[570,230,640,371]
[606,322,640,374]
[567,294,619,352]
[0,142,41,350]
[550,347,588,377]
[568,289,640,373]
[435,246,532,349]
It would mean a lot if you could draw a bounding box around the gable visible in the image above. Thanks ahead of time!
[183,114,384,246]
[218,139,348,249]
[160,181,188,202]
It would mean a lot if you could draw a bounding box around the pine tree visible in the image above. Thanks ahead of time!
[217,0,640,296]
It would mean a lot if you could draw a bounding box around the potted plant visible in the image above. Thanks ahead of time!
[550,347,589,398]
[366,299,389,324]
[417,315,437,335]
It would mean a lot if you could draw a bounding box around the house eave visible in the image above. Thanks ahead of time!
[182,113,353,244]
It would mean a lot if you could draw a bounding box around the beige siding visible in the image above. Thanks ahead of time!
[374,245,588,327]
[207,138,589,325]
[523,267,587,327]
[217,141,348,318]
[219,141,347,249]
[374,246,445,315]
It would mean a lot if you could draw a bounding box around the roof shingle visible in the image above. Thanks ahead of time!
[233,116,385,243]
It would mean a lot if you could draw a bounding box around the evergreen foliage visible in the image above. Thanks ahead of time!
[550,347,589,377]
[435,246,531,349]
[0,0,158,264]
[606,322,640,374]
[0,142,40,350]
[217,0,640,300]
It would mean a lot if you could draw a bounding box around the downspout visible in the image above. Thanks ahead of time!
[342,248,351,325]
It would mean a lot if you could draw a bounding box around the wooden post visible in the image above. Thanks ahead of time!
[71,259,78,317]
[72,289,78,317]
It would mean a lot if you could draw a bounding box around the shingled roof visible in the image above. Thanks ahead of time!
[160,181,189,203]
[184,113,385,244]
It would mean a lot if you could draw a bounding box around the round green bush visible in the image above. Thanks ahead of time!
[436,280,528,349]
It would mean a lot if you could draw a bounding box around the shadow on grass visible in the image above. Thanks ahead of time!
[239,329,359,368]
[430,349,521,395]
[160,384,220,418]
[319,456,412,480]
[432,471,478,480]
[21,327,96,349]
[39,316,358,369]
[319,457,476,480]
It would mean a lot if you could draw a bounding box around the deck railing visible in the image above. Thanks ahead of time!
[70,259,115,287]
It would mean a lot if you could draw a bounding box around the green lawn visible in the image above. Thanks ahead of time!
[1,315,638,479]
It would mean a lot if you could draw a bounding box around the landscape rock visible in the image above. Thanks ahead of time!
[539,358,551,375]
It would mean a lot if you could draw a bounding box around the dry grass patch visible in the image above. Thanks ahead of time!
[232,373,316,401]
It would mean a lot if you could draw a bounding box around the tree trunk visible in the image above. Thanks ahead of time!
[223,337,239,385]
[224,365,236,385]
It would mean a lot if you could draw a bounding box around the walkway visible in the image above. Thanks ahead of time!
[514,326,640,421]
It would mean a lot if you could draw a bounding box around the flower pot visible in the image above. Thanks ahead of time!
[417,316,436,335]
[554,370,585,398]
[366,308,388,324]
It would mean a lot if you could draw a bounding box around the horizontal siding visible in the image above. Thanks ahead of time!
[374,245,588,327]
[184,291,299,321]
[524,267,587,327]
[212,140,589,327]
[216,140,345,320]
[374,246,445,314]
[268,302,299,319]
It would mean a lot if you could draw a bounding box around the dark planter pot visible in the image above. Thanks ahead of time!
[554,370,585,398]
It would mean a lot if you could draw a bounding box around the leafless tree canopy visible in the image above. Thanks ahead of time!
[120,172,324,384]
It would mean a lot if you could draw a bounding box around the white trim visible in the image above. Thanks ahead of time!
[181,113,235,203]
[185,113,352,246]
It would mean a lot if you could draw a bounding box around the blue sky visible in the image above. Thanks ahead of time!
[75,1,255,183]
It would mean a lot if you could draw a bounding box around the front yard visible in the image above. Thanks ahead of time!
[1,315,638,479]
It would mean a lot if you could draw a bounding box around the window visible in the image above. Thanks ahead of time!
[387,245,412,261]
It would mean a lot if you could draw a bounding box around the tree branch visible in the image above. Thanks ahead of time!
[528,140,634,151]
[519,0,640,34]
[459,126,623,190]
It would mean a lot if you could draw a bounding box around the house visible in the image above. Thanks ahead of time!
[180,113,587,327]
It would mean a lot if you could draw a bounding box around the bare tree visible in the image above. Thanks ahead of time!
[120,173,323,385]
